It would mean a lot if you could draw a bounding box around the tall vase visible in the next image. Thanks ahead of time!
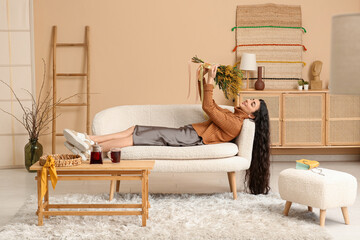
[24,138,43,172]
[255,66,265,90]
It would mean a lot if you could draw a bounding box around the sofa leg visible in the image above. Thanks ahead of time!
[227,172,237,200]
[320,209,326,227]
[284,201,292,216]
[341,207,350,225]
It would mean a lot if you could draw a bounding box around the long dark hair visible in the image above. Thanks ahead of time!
[245,99,271,195]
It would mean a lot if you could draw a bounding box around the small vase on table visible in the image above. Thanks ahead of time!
[255,66,265,90]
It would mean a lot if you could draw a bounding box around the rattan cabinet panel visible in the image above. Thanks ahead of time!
[284,121,323,145]
[282,94,325,146]
[328,120,360,144]
[329,95,360,118]
[283,94,323,119]
[239,93,281,146]
[327,94,360,145]
[270,120,280,145]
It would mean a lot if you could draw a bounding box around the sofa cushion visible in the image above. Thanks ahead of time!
[120,142,238,160]
[149,156,251,172]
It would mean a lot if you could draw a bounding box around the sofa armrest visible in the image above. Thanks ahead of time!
[234,119,255,164]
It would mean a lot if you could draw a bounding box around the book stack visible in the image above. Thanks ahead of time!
[295,159,319,170]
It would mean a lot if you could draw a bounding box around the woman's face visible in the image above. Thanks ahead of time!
[239,99,261,118]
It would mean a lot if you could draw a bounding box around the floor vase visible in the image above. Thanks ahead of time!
[24,139,43,172]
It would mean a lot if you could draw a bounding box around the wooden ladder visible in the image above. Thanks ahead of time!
[52,26,90,154]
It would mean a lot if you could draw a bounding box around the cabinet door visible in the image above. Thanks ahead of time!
[239,93,281,146]
[282,94,325,146]
[326,94,360,145]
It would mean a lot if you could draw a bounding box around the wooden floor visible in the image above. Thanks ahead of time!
[0,161,359,239]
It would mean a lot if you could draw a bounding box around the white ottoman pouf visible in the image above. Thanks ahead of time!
[278,168,357,226]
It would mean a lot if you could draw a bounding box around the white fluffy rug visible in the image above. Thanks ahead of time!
[0,192,332,240]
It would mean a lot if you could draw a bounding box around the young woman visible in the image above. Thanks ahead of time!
[64,66,271,195]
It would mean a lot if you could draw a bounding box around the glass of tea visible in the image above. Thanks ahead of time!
[107,148,121,163]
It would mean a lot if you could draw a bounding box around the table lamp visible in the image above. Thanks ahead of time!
[330,13,360,95]
[240,53,257,90]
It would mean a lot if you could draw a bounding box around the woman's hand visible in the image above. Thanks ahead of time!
[207,65,218,84]
[197,67,209,80]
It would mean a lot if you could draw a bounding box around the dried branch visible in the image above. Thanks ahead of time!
[37,88,52,114]
[37,59,47,113]
[0,108,28,130]
[0,59,81,140]
[0,80,28,115]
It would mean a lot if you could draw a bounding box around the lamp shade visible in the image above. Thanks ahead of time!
[240,53,257,71]
[330,13,360,95]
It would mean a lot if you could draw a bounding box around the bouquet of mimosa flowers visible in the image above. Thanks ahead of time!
[191,56,243,100]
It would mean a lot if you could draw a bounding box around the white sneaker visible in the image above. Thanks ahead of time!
[64,141,89,161]
[63,129,94,152]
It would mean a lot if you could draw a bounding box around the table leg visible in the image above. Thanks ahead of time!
[109,175,116,201]
[116,176,121,193]
[141,170,146,227]
[37,170,44,226]
[45,176,49,219]
[147,171,151,209]
[146,170,149,219]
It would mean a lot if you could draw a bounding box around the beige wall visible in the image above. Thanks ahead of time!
[33,0,360,153]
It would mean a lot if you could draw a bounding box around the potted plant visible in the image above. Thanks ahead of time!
[0,60,77,172]
[303,81,309,90]
[298,80,304,90]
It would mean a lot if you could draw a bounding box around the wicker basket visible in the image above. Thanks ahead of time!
[39,154,82,167]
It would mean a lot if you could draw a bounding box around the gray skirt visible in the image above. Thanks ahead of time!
[132,125,204,146]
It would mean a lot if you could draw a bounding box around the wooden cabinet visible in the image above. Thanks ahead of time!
[238,90,359,148]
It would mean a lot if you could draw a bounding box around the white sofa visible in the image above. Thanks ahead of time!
[92,105,256,199]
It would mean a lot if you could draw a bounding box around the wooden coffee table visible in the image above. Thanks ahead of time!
[30,160,155,227]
